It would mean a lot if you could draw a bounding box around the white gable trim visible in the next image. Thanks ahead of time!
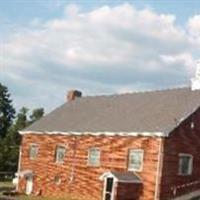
[167,106,200,137]
[19,131,166,137]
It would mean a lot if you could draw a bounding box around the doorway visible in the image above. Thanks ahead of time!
[104,177,114,200]
[25,176,33,195]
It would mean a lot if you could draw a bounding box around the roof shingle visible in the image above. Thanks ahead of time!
[24,87,200,134]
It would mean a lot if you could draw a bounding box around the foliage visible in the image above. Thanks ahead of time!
[0,83,15,138]
[7,107,29,145]
[30,108,44,124]
[0,82,44,172]
[0,139,19,172]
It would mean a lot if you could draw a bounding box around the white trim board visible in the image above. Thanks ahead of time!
[171,189,200,200]
[19,131,166,137]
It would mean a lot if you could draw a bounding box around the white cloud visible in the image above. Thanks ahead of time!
[188,15,200,36]
[187,15,200,45]
[160,53,195,74]
[1,3,199,112]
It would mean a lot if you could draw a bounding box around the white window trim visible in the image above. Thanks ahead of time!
[128,149,144,172]
[87,147,101,167]
[55,145,66,164]
[29,143,38,160]
[178,153,193,176]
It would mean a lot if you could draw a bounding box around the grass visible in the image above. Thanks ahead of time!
[0,181,13,188]
[0,181,14,196]
[1,182,199,200]
[0,182,87,200]
[19,196,78,200]
[16,194,200,200]
[0,181,81,200]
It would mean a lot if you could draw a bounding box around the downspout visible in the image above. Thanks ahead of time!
[154,137,164,200]
[16,145,22,191]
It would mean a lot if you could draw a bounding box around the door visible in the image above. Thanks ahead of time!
[104,177,114,200]
[26,176,33,195]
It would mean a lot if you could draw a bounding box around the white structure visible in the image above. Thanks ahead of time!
[191,60,200,90]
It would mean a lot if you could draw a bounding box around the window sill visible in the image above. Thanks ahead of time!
[29,158,37,161]
[128,168,143,172]
[55,161,64,165]
[178,173,192,176]
[87,164,101,168]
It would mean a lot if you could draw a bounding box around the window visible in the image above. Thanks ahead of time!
[88,148,100,166]
[55,146,66,163]
[128,149,144,171]
[54,175,61,185]
[178,154,193,175]
[29,144,38,160]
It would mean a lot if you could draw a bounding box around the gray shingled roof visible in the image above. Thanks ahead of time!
[110,171,142,183]
[24,87,200,134]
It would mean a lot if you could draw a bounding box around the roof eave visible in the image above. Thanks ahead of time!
[19,131,167,137]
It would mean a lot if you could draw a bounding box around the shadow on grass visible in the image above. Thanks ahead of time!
[0,187,15,193]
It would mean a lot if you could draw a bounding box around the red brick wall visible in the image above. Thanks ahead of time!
[115,183,142,200]
[160,108,200,200]
[18,135,161,200]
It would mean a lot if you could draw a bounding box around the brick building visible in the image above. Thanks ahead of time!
[17,65,200,200]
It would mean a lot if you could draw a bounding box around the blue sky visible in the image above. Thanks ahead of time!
[1,0,200,24]
[1,0,200,113]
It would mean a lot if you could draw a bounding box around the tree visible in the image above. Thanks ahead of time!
[6,107,29,146]
[1,106,44,172]
[15,107,29,130]
[0,139,19,172]
[0,83,15,138]
[0,107,29,171]
[29,108,44,124]
[0,83,45,172]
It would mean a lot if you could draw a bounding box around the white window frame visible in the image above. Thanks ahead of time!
[128,149,144,172]
[55,145,66,164]
[178,153,193,176]
[87,147,101,167]
[29,144,38,160]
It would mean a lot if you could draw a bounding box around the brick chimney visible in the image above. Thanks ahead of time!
[67,90,82,101]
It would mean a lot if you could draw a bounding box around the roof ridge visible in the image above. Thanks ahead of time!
[83,86,190,99]
[24,85,200,135]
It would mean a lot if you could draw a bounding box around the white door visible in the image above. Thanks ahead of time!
[103,177,114,200]
[26,176,33,195]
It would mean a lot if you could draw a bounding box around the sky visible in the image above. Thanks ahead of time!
[1,0,200,113]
